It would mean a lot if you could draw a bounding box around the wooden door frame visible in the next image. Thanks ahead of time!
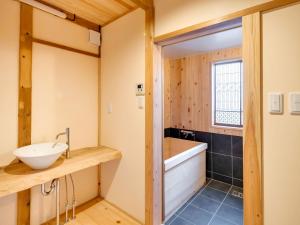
[146,1,300,225]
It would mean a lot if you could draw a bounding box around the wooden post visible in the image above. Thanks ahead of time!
[242,13,263,225]
[145,2,156,225]
[17,3,33,225]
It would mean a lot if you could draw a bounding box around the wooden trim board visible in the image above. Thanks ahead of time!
[32,38,100,58]
[0,147,122,198]
[152,45,164,223]
[242,13,263,225]
[144,2,159,225]
[154,0,300,43]
[18,3,33,225]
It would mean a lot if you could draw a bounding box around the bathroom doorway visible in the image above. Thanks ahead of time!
[161,24,244,225]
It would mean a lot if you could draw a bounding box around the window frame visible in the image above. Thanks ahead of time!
[212,59,243,128]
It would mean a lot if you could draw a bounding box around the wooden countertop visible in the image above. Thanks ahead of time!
[0,146,122,198]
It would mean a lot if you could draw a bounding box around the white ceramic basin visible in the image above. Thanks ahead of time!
[14,143,68,170]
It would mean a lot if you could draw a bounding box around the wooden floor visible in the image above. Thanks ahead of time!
[63,200,142,225]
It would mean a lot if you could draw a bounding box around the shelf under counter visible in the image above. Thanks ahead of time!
[0,146,122,198]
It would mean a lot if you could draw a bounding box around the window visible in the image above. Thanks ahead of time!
[212,60,243,127]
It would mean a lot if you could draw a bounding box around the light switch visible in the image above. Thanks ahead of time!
[137,96,144,109]
[289,92,300,114]
[268,93,283,114]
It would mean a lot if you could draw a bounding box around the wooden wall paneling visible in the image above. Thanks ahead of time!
[169,59,181,128]
[191,55,202,131]
[163,59,171,129]
[164,47,243,136]
[242,13,263,225]
[180,57,192,130]
[18,3,33,225]
[204,54,211,132]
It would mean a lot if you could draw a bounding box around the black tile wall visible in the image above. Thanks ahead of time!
[212,153,232,177]
[232,136,243,157]
[212,133,231,155]
[195,131,212,152]
[233,157,243,180]
[207,152,212,171]
[164,128,243,187]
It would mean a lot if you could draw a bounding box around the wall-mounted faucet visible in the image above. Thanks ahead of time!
[53,128,70,158]
[180,130,195,139]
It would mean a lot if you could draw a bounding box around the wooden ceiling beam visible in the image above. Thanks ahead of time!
[30,0,101,31]
[113,0,134,10]
[129,0,151,10]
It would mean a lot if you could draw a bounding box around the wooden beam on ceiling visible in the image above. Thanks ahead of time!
[129,0,150,10]
[31,0,101,31]
[18,3,33,225]
[114,0,135,10]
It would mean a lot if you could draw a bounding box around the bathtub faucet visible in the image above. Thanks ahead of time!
[180,130,195,139]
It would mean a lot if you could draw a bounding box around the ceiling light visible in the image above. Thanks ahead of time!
[19,0,67,19]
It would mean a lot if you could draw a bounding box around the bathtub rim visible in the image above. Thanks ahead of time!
[164,142,207,171]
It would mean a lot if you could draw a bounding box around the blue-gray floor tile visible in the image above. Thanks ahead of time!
[210,216,236,225]
[223,194,243,210]
[165,214,178,225]
[191,195,221,213]
[179,204,213,225]
[208,180,231,193]
[200,187,227,202]
[171,216,194,225]
[216,204,243,225]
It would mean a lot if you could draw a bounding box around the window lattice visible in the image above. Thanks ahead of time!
[213,60,243,127]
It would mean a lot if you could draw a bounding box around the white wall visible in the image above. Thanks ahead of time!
[0,1,100,224]
[262,4,300,225]
[154,0,270,36]
[30,42,99,225]
[100,9,145,223]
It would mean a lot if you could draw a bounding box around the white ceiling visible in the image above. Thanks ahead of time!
[163,27,242,58]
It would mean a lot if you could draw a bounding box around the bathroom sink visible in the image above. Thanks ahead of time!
[13,143,68,170]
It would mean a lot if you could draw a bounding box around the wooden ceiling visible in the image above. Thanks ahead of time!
[39,0,143,27]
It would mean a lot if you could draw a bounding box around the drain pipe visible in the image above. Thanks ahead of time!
[41,179,60,225]
[55,179,60,225]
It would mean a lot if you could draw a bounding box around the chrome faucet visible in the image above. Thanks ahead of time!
[53,128,70,158]
[180,130,195,139]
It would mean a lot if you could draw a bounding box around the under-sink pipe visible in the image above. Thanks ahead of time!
[41,179,56,196]
[64,175,70,223]
[69,174,76,220]
[64,174,77,222]
[40,179,60,225]
[55,179,60,225]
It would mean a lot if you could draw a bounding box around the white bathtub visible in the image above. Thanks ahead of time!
[164,137,207,220]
